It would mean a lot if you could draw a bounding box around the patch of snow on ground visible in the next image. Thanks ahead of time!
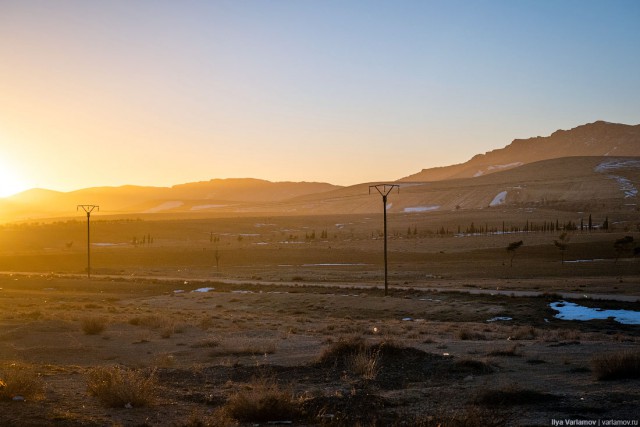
[144,201,184,213]
[489,191,508,207]
[403,206,440,213]
[550,301,640,325]
[473,170,484,177]
[190,204,227,211]
[91,243,128,247]
[487,317,512,322]
[613,176,638,198]
[192,287,215,293]
[386,203,393,209]
[488,162,523,171]
[594,159,640,172]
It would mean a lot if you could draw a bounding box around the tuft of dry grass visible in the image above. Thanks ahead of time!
[81,316,107,335]
[223,378,301,423]
[487,344,521,357]
[0,362,45,401]
[592,350,640,380]
[347,346,381,380]
[86,366,157,407]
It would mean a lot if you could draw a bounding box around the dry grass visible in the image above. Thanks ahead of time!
[86,366,157,407]
[487,344,521,357]
[592,350,640,380]
[0,362,44,401]
[347,346,381,380]
[81,316,107,335]
[223,378,301,423]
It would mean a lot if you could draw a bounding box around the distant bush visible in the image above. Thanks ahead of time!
[0,362,44,401]
[592,350,640,380]
[87,366,157,407]
[81,317,106,335]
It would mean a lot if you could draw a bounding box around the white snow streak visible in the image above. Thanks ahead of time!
[404,206,440,213]
[489,191,508,207]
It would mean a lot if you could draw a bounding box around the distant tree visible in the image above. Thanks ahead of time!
[214,248,222,271]
[588,214,592,232]
[554,232,570,264]
[506,240,523,267]
[614,236,634,264]
[602,216,609,231]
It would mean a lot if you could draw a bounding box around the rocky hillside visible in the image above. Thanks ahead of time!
[399,121,640,182]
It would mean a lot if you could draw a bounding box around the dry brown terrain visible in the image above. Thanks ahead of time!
[0,209,638,426]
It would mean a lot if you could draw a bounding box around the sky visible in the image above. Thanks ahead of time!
[1,0,639,197]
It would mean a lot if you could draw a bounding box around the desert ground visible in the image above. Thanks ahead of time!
[0,209,638,426]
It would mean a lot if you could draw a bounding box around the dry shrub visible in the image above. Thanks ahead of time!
[487,344,521,357]
[510,326,537,340]
[592,350,640,380]
[87,366,157,407]
[223,378,301,422]
[81,317,107,335]
[129,314,177,338]
[0,362,44,401]
[347,346,381,380]
[318,335,367,365]
[456,328,487,341]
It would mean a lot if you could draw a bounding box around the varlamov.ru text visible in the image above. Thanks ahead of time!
[551,420,638,426]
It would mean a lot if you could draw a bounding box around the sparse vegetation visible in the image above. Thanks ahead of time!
[592,350,640,380]
[0,362,44,401]
[223,378,301,423]
[86,366,158,408]
[81,316,107,335]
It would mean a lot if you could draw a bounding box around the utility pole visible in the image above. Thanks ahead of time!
[369,184,399,296]
[77,205,99,278]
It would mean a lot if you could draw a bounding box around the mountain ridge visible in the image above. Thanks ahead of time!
[398,120,640,182]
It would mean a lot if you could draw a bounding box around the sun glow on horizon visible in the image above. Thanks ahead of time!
[0,157,28,198]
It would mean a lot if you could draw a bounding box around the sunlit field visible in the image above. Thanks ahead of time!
[0,208,638,425]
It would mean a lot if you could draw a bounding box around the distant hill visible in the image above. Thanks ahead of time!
[0,179,341,221]
[2,121,639,222]
[399,121,640,182]
[260,156,640,214]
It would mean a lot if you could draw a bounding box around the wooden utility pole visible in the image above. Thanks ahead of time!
[77,205,99,278]
[369,184,399,296]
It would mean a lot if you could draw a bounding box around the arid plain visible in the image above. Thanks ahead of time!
[0,205,638,426]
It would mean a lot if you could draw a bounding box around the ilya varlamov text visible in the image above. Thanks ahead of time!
[551,420,639,426]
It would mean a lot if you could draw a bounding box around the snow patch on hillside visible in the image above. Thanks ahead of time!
[488,162,523,171]
[404,206,440,213]
[144,201,184,213]
[191,204,227,211]
[490,191,508,207]
[595,160,640,198]
[594,159,640,172]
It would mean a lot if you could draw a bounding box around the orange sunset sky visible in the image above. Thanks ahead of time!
[1,0,639,197]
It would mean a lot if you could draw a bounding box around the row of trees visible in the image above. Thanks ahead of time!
[399,216,613,238]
